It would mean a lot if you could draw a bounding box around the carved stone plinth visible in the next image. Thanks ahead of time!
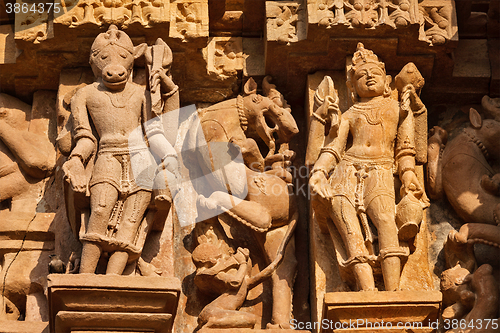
[47,274,181,333]
[322,291,442,333]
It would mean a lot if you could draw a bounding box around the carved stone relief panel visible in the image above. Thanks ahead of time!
[266,0,307,44]
[307,0,457,45]
[203,37,244,79]
[169,0,209,40]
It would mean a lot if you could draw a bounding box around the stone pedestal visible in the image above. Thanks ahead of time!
[48,274,181,333]
[321,291,442,333]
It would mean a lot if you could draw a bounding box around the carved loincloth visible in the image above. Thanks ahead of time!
[89,143,154,195]
[328,153,395,209]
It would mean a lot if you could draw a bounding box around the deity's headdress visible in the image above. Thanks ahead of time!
[348,42,386,79]
[90,25,134,58]
[346,43,390,101]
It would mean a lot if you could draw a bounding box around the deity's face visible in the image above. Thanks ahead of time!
[90,45,134,91]
[353,63,386,99]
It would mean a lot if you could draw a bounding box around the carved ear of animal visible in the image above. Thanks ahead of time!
[134,43,148,60]
[244,78,258,95]
[469,108,483,129]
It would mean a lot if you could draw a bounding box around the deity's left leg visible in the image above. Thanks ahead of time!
[366,195,400,291]
[106,190,151,275]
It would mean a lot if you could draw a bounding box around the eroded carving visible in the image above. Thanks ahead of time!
[190,77,299,329]
[204,37,244,79]
[266,1,306,44]
[308,0,456,45]
[0,93,56,215]
[441,223,500,332]
[0,92,56,321]
[169,0,209,40]
[308,43,429,291]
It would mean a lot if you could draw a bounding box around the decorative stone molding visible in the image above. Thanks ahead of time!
[307,0,457,45]
[14,0,208,43]
[169,0,209,40]
[203,37,244,79]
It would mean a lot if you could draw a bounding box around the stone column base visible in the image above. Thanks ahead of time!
[322,291,442,333]
[48,274,181,333]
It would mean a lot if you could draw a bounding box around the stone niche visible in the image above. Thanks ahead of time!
[1,1,499,333]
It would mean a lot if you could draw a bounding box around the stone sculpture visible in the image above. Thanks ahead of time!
[429,96,500,332]
[0,93,56,215]
[0,93,57,321]
[440,223,500,332]
[192,243,258,329]
[427,97,500,225]
[309,43,427,291]
[190,77,299,329]
[62,25,179,275]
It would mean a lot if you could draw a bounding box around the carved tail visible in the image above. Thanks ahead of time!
[426,126,448,200]
[246,210,298,289]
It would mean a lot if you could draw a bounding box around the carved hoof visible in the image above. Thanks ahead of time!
[480,174,500,196]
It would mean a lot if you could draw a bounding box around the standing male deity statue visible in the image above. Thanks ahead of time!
[62,25,179,275]
[309,43,426,291]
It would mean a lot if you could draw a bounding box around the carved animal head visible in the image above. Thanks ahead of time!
[89,25,147,90]
[468,108,500,160]
[241,77,299,156]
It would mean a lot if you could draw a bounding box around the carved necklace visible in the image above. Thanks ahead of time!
[99,83,135,108]
[464,129,489,160]
[350,98,393,125]
[236,95,248,132]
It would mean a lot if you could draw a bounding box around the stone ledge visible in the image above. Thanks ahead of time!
[322,291,442,333]
[48,274,181,333]
[0,321,48,333]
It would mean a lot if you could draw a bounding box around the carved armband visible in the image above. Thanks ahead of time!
[162,84,179,99]
[320,146,341,164]
[69,153,84,164]
[311,112,326,125]
[310,167,329,178]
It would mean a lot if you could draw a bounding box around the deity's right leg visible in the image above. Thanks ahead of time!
[79,183,119,274]
[329,196,375,291]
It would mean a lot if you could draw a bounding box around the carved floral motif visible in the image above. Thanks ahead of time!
[307,0,456,45]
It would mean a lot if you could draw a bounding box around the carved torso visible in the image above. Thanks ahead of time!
[82,82,146,146]
[344,97,400,160]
